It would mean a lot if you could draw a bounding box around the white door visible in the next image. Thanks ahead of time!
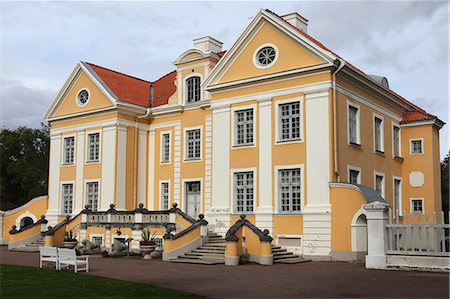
[186,181,201,218]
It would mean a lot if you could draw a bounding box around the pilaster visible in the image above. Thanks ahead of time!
[46,132,62,226]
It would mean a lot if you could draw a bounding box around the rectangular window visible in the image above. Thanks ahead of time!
[349,169,360,184]
[393,125,401,157]
[348,105,360,145]
[234,109,254,146]
[411,199,423,213]
[87,133,100,162]
[375,174,384,197]
[279,102,301,141]
[410,139,423,154]
[186,76,201,103]
[185,129,201,160]
[161,182,169,210]
[155,238,163,249]
[234,171,254,213]
[91,236,103,246]
[63,137,75,165]
[394,179,402,215]
[86,182,99,211]
[62,184,73,214]
[161,133,170,163]
[374,116,384,152]
[279,168,302,212]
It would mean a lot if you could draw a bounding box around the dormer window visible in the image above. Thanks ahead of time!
[186,76,201,104]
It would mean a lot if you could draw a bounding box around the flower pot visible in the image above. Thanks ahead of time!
[63,241,78,249]
[140,244,156,259]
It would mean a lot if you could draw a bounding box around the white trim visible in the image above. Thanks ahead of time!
[183,126,203,163]
[159,130,172,164]
[230,167,257,214]
[373,171,385,199]
[84,179,101,212]
[137,129,148,208]
[410,198,425,214]
[231,104,257,149]
[391,122,402,159]
[61,133,76,166]
[347,165,362,184]
[274,97,304,144]
[101,125,117,211]
[253,43,279,69]
[149,120,181,131]
[75,87,90,107]
[401,120,443,128]
[60,180,75,215]
[89,233,104,247]
[115,126,127,210]
[409,138,424,155]
[85,129,102,164]
[392,176,403,216]
[159,180,171,210]
[15,212,38,228]
[147,130,156,210]
[372,112,385,154]
[181,178,203,217]
[347,100,361,146]
[274,164,305,214]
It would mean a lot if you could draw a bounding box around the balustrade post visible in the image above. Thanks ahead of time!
[364,201,389,269]
[169,203,177,224]
[39,215,48,233]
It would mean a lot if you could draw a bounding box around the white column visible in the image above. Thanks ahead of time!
[115,125,127,210]
[137,128,148,207]
[364,201,389,269]
[173,125,182,206]
[46,132,61,226]
[303,91,332,259]
[74,129,85,214]
[101,125,117,211]
[177,70,182,105]
[147,130,156,210]
[209,104,231,235]
[256,98,273,232]
[204,115,213,211]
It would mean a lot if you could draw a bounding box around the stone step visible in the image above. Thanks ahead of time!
[198,246,226,251]
[11,246,39,252]
[169,258,224,265]
[272,246,281,250]
[203,243,226,248]
[180,254,225,260]
[273,253,297,260]
[206,240,226,243]
[192,249,227,254]
[272,248,287,253]
[184,252,225,259]
[274,257,311,264]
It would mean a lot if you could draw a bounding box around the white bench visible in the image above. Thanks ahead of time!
[39,246,58,269]
[58,248,89,273]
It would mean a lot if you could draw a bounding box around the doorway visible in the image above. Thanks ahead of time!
[185,181,201,218]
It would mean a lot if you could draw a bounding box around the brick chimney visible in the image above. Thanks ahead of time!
[282,12,308,33]
[193,36,223,53]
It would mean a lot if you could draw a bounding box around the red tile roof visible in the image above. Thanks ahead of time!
[400,110,437,124]
[151,70,177,107]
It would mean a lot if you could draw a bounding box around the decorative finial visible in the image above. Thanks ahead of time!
[84,204,90,210]
[263,229,269,235]
[40,215,46,220]
[240,214,246,220]
[138,203,144,209]
[172,203,178,208]
[198,214,204,220]
[110,203,115,209]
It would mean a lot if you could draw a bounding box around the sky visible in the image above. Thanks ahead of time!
[1,1,449,158]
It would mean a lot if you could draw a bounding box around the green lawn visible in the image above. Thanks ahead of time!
[0,264,205,298]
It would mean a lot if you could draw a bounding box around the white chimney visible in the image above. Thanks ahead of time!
[193,36,223,53]
[282,12,308,33]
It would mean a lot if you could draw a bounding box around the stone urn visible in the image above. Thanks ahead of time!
[62,241,78,249]
[140,244,156,260]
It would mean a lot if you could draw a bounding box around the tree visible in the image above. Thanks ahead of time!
[442,151,449,214]
[0,124,50,208]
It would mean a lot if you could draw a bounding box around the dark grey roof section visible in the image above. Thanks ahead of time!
[368,74,389,89]
[330,182,387,203]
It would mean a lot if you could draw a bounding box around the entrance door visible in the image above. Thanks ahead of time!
[185,181,201,218]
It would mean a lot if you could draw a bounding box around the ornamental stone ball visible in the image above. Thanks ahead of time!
[12,225,17,230]
[65,215,70,220]
[199,214,205,220]
[138,203,144,209]
[172,203,178,209]
[240,214,246,220]
[110,203,115,209]
[40,215,46,220]
[263,229,269,235]
[84,205,90,210]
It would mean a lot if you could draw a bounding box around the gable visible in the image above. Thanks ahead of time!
[54,70,114,118]
[217,21,325,84]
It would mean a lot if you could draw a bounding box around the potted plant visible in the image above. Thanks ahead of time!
[63,230,78,249]
[140,229,157,259]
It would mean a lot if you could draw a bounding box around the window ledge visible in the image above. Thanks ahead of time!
[393,156,404,162]
[274,213,303,216]
[232,144,255,149]
[348,142,362,148]
[375,150,385,156]
[276,139,303,145]
[184,158,202,163]
[85,160,100,164]
[62,163,75,167]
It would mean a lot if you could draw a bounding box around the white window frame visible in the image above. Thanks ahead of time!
[410,198,424,214]
[84,179,100,212]
[373,171,385,198]
[253,43,279,69]
[159,180,171,210]
[274,164,304,214]
[62,134,76,166]
[75,87,90,107]
[85,130,101,164]
[274,97,304,145]
[181,177,203,216]
[393,176,403,217]
[391,122,402,158]
[409,138,424,155]
[90,233,104,247]
[61,181,74,215]
[347,165,362,184]
[230,167,257,214]
[184,73,203,105]
[183,126,203,162]
[160,130,172,164]
[347,100,361,146]
[373,113,385,153]
[231,104,256,149]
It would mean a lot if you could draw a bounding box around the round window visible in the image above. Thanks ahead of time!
[256,46,277,67]
[77,89,89,106]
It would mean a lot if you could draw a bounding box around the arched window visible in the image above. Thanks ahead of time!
[186,76,201,103]
[20,217,34,229]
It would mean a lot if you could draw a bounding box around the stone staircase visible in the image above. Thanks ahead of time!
[10,237,45,252]
[169,232,310,265]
